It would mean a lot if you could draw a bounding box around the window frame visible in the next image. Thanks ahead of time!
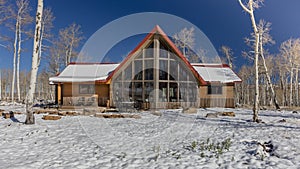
[79,84,95,94]
[207,85,223,95]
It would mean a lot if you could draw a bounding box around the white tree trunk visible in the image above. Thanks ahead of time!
[253,32,260,122]
[239,0,260,122]
[26,0,43,124]
[259,34,280,110]
[290,66,293,106]
[17,21,22,102]
[12,21,19,104]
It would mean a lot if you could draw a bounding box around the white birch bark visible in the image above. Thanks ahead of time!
[25,0,43,124]
[238,0,260,122]
[12,20,19,104]
[259,33,280,110]
[17,20,22,102]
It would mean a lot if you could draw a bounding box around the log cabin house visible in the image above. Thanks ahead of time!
[49,25,241,109]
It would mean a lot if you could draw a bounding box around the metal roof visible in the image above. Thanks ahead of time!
[49,63,119,83]
[192,64,242,83]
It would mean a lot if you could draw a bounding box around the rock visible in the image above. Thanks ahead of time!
[218,111,235,117]
[292,111,298,114]
[278,119,286,123]
[3,113,10,119]
[42,115,61,120]
[205,113,218,118]
[48,111,59,115]
[2,111,14,119]
[66,111,78,116]
[58,111,67,116]
[183,108,198,114]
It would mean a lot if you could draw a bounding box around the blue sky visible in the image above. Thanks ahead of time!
[1,0,300,71]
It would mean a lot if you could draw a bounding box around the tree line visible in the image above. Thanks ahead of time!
[0,0,84,103]
[172,0,300,122]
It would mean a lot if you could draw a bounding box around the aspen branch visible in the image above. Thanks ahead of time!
[238,0,251,14]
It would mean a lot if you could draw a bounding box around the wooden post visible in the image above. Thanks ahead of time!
[154,34,160,109]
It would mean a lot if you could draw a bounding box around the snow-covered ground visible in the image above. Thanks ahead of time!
[1,103,300,168]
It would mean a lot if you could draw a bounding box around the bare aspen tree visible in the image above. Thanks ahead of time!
[221,46,234,69]
[173,27,195,60]
[59,23,83,66]
[238,0,264,122]
[36,8,54,100]
[274,54,288,106]
[38,8,54,62]
[16,0,32,102]
[294,38,300,106]
[256,20,280,110]
[48,40,64,74]
[196,48,207,63]
[280,39,300,106]
[7,0,32,103]
[26,0,43,124]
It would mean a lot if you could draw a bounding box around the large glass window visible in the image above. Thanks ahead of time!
[159,60,168,80]
[169,83,178,102]
[144,60,153,80]
[134,60,142,80]
[79,84,94,94]
[112,38,198,107]
[145,42,154,58]
[133,82,143,101]
[160,43,169,58]
[124,63,132,80]
[144,68,153,80]
[159,82,168,102]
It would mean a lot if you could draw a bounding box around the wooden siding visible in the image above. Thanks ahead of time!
[199,85,235,108]
[95,84,109,106]
[59,83,109,107]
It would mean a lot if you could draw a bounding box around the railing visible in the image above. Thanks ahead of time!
[63,95,98,107]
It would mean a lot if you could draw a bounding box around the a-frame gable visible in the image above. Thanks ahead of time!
[107,25,206,84]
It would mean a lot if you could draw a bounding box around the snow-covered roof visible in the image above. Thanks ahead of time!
[49,62,241,84]
[192,64,242,83]
[49,63,120,83]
